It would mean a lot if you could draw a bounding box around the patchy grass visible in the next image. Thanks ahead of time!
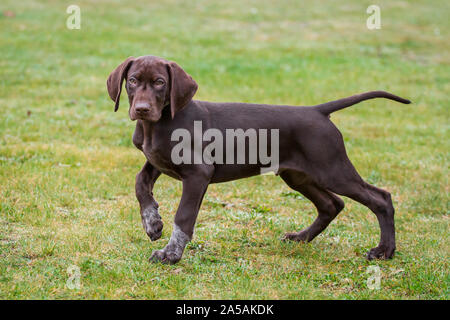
[0,0,448,299]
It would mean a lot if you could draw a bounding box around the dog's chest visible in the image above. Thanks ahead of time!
[142,139,180,179]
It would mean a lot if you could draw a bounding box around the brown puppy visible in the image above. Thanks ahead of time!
[107,55,410,264]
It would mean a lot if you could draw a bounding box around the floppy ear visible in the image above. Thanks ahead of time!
[107,57,134,112]
[167,61,198,119]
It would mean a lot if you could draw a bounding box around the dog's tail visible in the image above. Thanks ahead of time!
[315,91,411,116]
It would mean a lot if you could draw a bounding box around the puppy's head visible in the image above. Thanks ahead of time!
[107,56,197,121]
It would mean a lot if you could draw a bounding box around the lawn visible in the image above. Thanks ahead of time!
[0,0,448,299]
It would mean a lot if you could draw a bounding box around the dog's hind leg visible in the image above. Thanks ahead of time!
[280,170,345,242]
[320,159,396,260]
[327,177,396,260]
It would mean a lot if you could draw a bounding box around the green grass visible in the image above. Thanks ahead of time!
[0,0,449,299]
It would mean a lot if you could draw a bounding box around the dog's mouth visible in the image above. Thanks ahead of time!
[133,115,161,122]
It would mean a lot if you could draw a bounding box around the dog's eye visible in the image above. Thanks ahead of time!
[128,78,138,86]
[154,79,165,86]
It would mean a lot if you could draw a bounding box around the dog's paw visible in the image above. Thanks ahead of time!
[366,245,395,260]
[282,231,309,242]
[141,207,163,241]
[149,248,181,265]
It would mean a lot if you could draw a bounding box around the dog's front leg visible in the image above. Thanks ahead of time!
[136,161,162,241]
[150,174,210,264]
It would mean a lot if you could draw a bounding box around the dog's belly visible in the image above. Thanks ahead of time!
[210,164,264,183]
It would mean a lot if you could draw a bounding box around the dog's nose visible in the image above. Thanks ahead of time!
[135,103,150,114]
